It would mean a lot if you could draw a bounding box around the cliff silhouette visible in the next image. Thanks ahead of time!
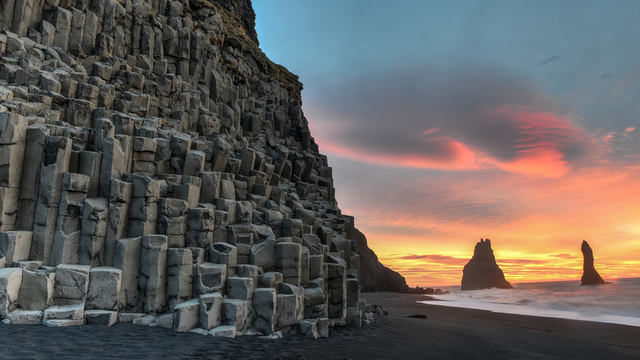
[354,228,410,293]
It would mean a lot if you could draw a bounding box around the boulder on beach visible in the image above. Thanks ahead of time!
[461,239,513,291]
[580,240,606,285]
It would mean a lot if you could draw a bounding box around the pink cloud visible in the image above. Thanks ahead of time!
[393,254,468,264]
[491,149,568,178]
[305,67,595,179]
[315,105,589,178]
[316,136,479,170]
[549,253,577,259]
[479,105,590,177]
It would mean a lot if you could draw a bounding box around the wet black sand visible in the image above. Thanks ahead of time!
[0,292,638,359]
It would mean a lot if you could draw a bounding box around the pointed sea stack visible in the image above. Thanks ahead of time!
[581,240,606,285]
[461,239,513,290]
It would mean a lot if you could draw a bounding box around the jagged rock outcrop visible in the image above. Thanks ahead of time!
[461,239,513,290]
[354,228,409,293]
[208,0,259,45]
[580,240,605,285]
[0,0,376,336]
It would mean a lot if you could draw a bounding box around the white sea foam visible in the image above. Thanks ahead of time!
[419,277,640,327]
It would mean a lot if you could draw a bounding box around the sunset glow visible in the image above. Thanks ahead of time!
[309,108,640,286]
[255,1,640,288]
[326,155,640,286]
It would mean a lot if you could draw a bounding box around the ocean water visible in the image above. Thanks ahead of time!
[419,277,640,327]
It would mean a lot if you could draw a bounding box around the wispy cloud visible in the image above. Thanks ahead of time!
[538,55,563,66]
[499,258,548,265]
[394,254,468,264]
[309,65,592,178]
[549,253,577,259]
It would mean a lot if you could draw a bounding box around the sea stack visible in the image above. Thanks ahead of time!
[580,240,606,285]
[461,239,513,290]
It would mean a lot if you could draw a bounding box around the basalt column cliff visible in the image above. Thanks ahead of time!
[0,0,378,337]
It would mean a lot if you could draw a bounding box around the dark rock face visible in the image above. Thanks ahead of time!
[211,0,259,45]
[0,0,378,334]
[461,239,513,290]
[354,228,410,293]
[581,240,606,285]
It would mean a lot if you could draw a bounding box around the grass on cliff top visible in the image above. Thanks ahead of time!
[189,0,303,100]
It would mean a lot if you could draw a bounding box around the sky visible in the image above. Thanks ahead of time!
[253,0,640,287]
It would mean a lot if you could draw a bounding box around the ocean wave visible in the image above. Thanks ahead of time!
[418,277,640,327]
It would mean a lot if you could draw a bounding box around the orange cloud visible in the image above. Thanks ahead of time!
[549,253,577,259]
[315,137,478,171]
[312,104,589,179]
[491,149,568,178]
[479,105,591,177]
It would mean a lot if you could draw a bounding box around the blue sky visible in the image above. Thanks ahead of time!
[253,1,640,285]
[255,0,640,132]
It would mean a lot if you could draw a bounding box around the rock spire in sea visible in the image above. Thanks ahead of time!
[461,239,513,290]
[580,240,606,285]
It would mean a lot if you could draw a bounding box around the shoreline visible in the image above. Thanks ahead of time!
[366,292,640,358]
[416,278,640,328]
[0,292,638,359]
[418,293,640,328]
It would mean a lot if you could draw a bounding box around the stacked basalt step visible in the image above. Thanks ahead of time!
[0,0,375,338]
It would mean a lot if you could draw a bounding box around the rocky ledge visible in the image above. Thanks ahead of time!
[0,0,377,338]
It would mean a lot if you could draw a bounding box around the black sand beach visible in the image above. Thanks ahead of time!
[1,292,638,359]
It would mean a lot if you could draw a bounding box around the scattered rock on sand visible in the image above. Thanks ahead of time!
[407,314,427,319]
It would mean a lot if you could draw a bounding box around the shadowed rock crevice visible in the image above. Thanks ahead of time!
[461,239,513,291]
[210,0,258,45]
